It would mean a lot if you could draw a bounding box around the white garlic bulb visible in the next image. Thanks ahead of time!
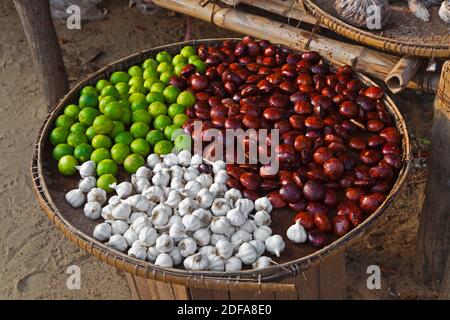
[147,153,161,168]
[131,216,152,234]
[177,150,191,167]
[132,176,150,194]
[123,227,138,246]
[169,221,187,242]
[181,214,201,232]
[168,247,183,265]
[167,214,182,227]
[178,197,197,216]
[76,160,96,178]
[155,253,173,268]
[286,221,307,244]
[225,256,242,272]
[215,239,233,259]
[111,181,133,199]
[151,203,171,226]
[249,239,265,257]
[152,162,168,173]
[254,197,273,213]
[165,189,182,207]
[196,173,213,188]
[93,222,111,242]
[264,235,285,257]
[253,210,271,227]
[170,165,184,179]
[108,195,121,207]
[84,202,101,220]
[66,189,85,208]
[252,256,272,270]
[183,166,199,181]
[239,219,257,234]
[235,198,254,215]
[192,208,213,227]
[226,204,247,227]
[211,198,230,216]
[207,254,225,271]
[107,234,128,252]
[87,188,107,205]
[224,188,242,206]
[199,245,216,257]
[78,176,97,193]
[211,160,226,174]
[231,229,252,246]
[183,253,208,271]
[163,153,179,167]
[112,202,132,221]
[155,234,174,253]
[178,237,197,257]
[209,182,227,197]
[236,242,258,265]
[147,246,159,263]
[136,166,152,180]
[128,244,147,260]
[196,188,214,209]
[101,204,113,220]
[111,220,129,235]
[190,154,203,167]
[253,225,272,242]
[210,216,231,235]
[129,211,146,224]
[213,170,228,185]
[210,233,228,246]
[170,176,184,190]
[193,228,211,247]
[183,180,202,198]
[152,171,170,187]
[224,225,236,238]
[139,226,158,247]
[142,186,165,203]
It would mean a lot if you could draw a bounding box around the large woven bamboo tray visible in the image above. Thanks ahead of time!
[31,38,411,293]
[302,0,450,58]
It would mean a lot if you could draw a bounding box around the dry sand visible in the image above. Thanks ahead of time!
[0,0,439,299]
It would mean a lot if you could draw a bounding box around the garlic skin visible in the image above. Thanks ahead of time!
[169,221,187,242]
[210,217,231,235]
[235,198,254,215]
[224,188,242,206]
[207,254,225,271]
[84,202,102,220]
[236,242,258,265]
[146,153,161,169]
[165,189,182,207]
[183,180,202,199]
[111,182,133,199]
[112,202,132,221]
[170,176,184,190]
[253,211,271,227]
[168,214,182,226]
[169,247,183,265]
[225,257,242,272]
[152,171,170,188]
[264,235,285,257]
[196,188,214,209]
[215,239,233,259]
[199,245,216,257]
[190,154,203,167]
[147,246,159,263]
[128,244,147,260]
[129,211,146,224]
[253,225,273,242]
[123,228,138,246]
[111,220,129,235]
[211,198,230,216]
[129,195,151,212]
[193,228,211,247]
[131,216,152,234]
[107,234,128,252]
[177,150,191,167]
[254,197,273,213]
[151,203,171,226]
[132,176,150,194]
[101,204,114,221]
[209,182,227,197]
[87,188,107,205]
[286,221,307,244]
[231,229,252,246]
[93,223,112,242]
[178,197,197,216]
[79,177,97,193]
[142,186,165,203]
[183,167,199,182]
[138,227,158,247]
[152,162,169,173]
[183,253,208,271]
[196,173,213,188]
[192,208,213,227]
[108,195,122,207]
[136,166,153,180]
[178,237,197,257]
[252,256,272,270]
[182,214,201,232]
[66,189,85,208]
[76,160,96,178]
[155,234,174,253]
[211,159,226,173]
[210,233,228,246]
[155,253,173,268]
[224,226,237,239]
[240,220,257,234]
[163,153,179,167]
[226,205,247,227]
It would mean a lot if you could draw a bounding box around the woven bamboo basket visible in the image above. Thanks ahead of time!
[301,0,450,58]
[31,38,411,300]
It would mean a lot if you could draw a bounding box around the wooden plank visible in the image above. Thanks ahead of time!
[125,273,142,300]
[136,276,159,300]
[172,284,191,300]
[153,280,176,300]
[415,61,450,288]
[319,247,346,300]
[229,289,275,300]
[296,263,320,300]
[274,277,298,300]
[190,288,229,300]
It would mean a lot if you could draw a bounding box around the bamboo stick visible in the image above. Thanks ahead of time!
[385,56,423,93]
[152,0,439,93]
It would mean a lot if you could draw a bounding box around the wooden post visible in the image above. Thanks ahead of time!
[415,61,450,289]
[13,0,69,111]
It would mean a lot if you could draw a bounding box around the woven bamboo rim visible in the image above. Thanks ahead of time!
[30,38,411,292]
[302,0,450,58]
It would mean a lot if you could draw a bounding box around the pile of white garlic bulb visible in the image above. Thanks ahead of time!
[65,150,286,272]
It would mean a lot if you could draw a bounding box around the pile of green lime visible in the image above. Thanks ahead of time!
[49,46,201,192]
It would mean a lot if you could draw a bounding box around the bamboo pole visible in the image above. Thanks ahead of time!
[152,0,439,93]
[385,56,423,94]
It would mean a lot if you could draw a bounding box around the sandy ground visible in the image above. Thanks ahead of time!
[0,0,439,299]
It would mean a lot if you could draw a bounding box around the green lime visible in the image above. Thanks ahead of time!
[157,62,173,74]
[52,144,74,161]
[93,115,114,134]
[74,143,94,162]
[92,134,112,149]
[154,140,174,155]
[78,107,98,126]
[81,86,98,96]
[109,121,125,138]
[86,126,96,141]
[192,59,206,74]
[110,71,131,85]
[164,124,181,140]
[172,54,187,66]
[50,127,69,146]
[70,122,87,134]
[143,77,160,90]
[67,132,88,147]
[64,104,81,119]
[142,58,158,70]
[129,76,144,87]
[130,122,150,138]
[120,108,132,126]
[124,154,145,174]
[174,63,187,76]
[128,92,146,104]
[115,82,130,95]
[58,155,78,176]
[97,174,116,193]
[131,100,148,112]
[154,115,172,131]
[156,51,172,64]
[174,134,192,152]
[111,143,131,165]
[151,82,166,93]
[173,113,189,127]
[97,159,118,176]
[146,91,165,104]
[181,46,196,58]
[148,102,168,118]
[79,93,98,109]
[90,148,111,163]
[143,68,159,80]
[129,84,146,95]
[146,129,165,146]
[99,95,116,113]
[104,101,124,120]
[115,131,134,145]
[132,110,152,124]
[55,114,75,130]
[130,138,150,156]
[168,103,186,118]
[177,90,196,108]
[163,86,181,104]
[128,65,143,77]
[160,71,175,85]
[118,98,130,109]
[96,79,110,92]
[188,55,201,64]
[101,85,120,99]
